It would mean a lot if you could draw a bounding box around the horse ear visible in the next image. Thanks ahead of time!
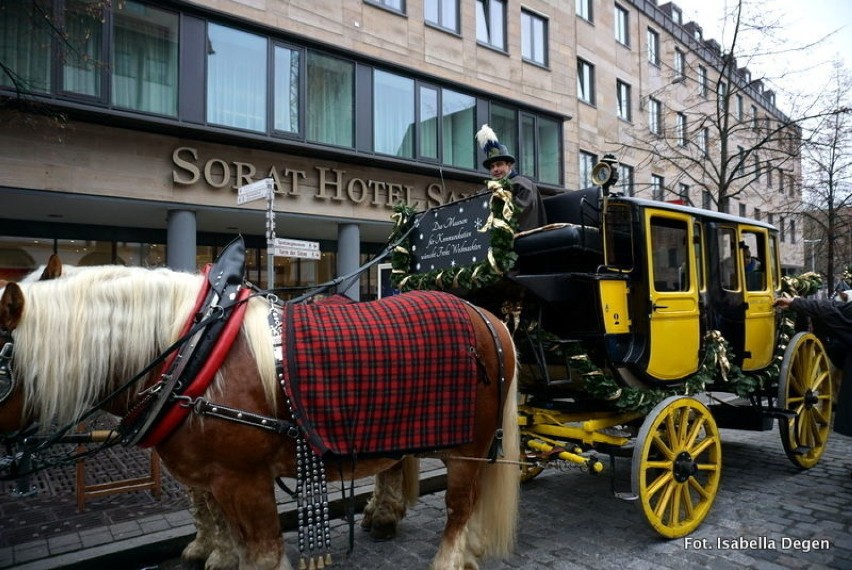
[40,254,63,281]
[0,283,25,331]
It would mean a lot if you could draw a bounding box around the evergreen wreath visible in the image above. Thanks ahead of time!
[389,179,519,292]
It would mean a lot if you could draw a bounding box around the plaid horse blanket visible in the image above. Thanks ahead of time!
[280,291,479,456]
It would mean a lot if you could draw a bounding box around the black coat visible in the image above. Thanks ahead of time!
[507,173,545,232]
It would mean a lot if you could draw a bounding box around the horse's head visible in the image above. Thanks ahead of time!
[0,282,27,434]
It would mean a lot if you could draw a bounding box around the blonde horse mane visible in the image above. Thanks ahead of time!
[12,265,278,430]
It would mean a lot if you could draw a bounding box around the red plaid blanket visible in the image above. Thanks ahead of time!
[281,291,479,456]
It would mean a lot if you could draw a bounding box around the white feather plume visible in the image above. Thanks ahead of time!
[475,124,499,150]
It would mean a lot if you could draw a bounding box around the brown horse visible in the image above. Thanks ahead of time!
[0,263,519,570]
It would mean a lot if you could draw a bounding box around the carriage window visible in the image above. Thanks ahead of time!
[650,217,689,292]
[718,228,739,291]
[768,235,780,290]
[740,230,766,291]
[604,203,634,269]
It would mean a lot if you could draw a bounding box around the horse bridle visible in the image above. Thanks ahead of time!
[0,330,15,406]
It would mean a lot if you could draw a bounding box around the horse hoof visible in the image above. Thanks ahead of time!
[368,523,398,542]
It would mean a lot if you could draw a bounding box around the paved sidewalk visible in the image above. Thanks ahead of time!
[1,426,851,569]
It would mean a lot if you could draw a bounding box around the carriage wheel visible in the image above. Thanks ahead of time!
[778,332,833,469]
[631,396,722,538]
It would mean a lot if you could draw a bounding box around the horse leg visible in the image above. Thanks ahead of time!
[429,458,483,570]
[361,457,420,540]
[182,487,241,570]
[209,473,290,570]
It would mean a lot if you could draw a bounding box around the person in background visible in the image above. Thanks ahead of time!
[774,289,852,478]
[476,124,546,233]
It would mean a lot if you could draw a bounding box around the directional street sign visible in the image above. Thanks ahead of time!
[237,178,273,205]
[272,237,321,260]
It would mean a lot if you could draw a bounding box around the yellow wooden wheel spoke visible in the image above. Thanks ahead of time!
[688,435,717,458]
[646,469,674,499]
[680,485,695,518]
[695,462,719,473]
[651,432,675,460]
[684,415,706,450]
[687,476,712,500]
[653,481,675,518]
[645,460,671,469]
[669,485,683,527]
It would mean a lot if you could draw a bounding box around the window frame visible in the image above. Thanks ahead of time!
[521,9,548,67]
[647,27,660,66]
[616,79,632,121]
[674,48,685,81]
[651,174,665,201]
[424,0,459,33]
[579,150,597,188]
[577,58,596,105]
[576,0,593,22]
[675,112,687,146]
[615,4,630,46]
[648,97,662,135]
[365,0,406,15]
[476,0,507,52]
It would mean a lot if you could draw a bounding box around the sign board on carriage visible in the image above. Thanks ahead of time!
[410,192,491,272]
[272,237,321,260]
[237,178,274,205]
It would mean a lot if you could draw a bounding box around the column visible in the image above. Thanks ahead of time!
[167,209,197,272]
[337,223,360,301]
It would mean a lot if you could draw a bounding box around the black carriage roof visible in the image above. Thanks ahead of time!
[603,193,778,234]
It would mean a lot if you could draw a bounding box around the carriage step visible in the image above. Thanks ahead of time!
[614,492,638,502]
[765,407,798,421]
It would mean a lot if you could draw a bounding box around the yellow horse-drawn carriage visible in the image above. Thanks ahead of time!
[389,156,834,538]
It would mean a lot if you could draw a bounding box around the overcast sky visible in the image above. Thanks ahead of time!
[673,0,852,110]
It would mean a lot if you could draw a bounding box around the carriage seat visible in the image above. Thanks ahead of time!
[514,187,602,254]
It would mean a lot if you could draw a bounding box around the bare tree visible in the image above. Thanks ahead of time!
[798,60,852,285]
[617,0,843,218]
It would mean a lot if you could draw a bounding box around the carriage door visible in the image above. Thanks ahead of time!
[739,227,776,371]
[644,210,700,381]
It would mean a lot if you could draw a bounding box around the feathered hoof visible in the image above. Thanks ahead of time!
[204,548,239,570]
[367,520,398,542]
[182,538,212,561]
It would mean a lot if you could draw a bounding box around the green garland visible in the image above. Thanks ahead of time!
[781,271,823,297]
[842,264,852,288]
[389,180,518,292]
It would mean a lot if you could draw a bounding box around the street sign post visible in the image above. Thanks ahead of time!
[237,178,273,205]
[272,238,321,260]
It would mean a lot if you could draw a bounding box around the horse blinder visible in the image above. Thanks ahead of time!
[0,338,16,407]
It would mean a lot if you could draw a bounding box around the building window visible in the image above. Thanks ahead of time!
[424,0,458,33]
[476,0,507,51]
[737,145,745,173]
[62,0,106,97]
[618,163,634,196]
[647,28,660,65]
[0,2,53,92]
[520,114,561,184]
[754,208,761,220]
[754,153,761,181]
[790,219,796,243]
[671,6,683,25]
[113,2,179,116]
[648,97,662,135]
[735,94,743,120]
[751,104,758,128]
[767,165,774,187]
[739,203,746,217]
[675,112,687,146]
[374,70,415,158]
[615,4,629,46]
[674,49,685,81]
[699,127,709,156]
[779,170,785,193]
[367,0,405,13]
[616,80,632,121]
[577,58,595,105]
[273,45,301,134]
[521,9,548,66]
[440,88,476,168]
[576,0,593,22]
[702,190,712,210]
[306,52,354,147]
[780,216,786,242]
[207,24,268,132]
[579,150,597,187]
[678,183,690,203]
[652,174,664,200]
[698,65,708,97]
